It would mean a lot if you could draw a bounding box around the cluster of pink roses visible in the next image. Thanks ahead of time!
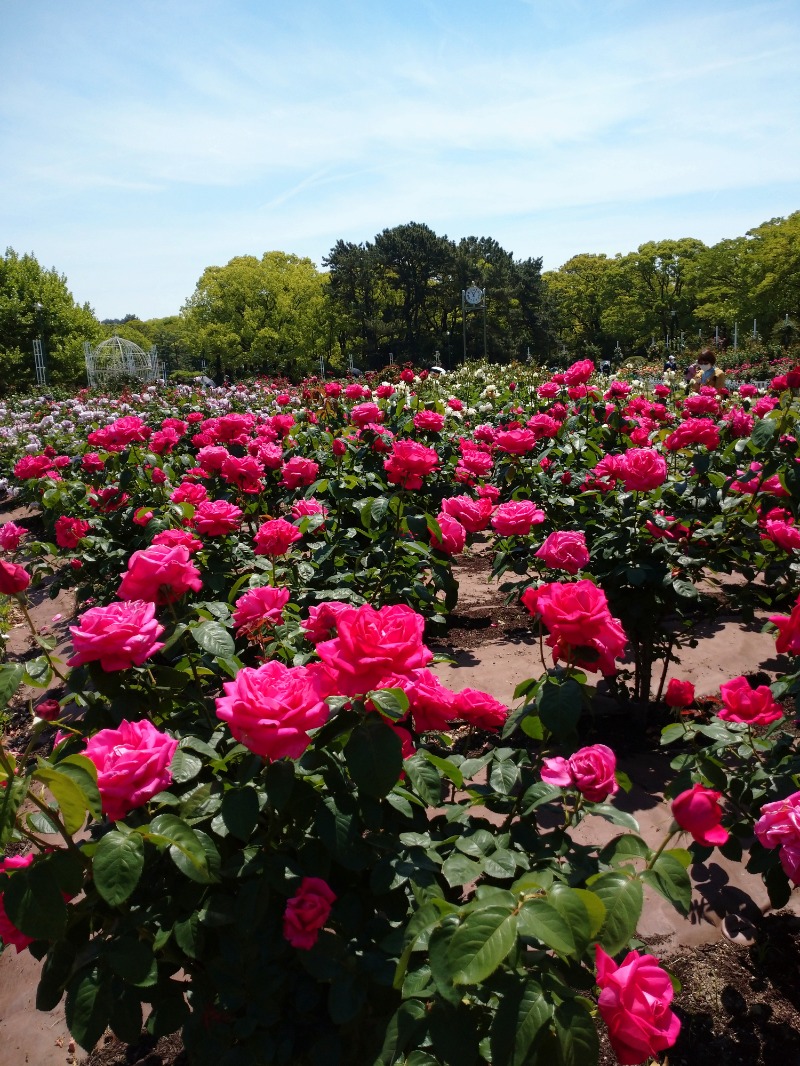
[522,579,627,675]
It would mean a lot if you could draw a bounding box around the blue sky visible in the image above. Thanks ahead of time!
[2,0,798,320]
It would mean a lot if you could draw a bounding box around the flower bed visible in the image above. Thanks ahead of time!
[1,360,800,1066]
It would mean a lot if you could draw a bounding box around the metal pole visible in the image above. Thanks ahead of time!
[461,291,467,364]
[733,321,738,350]
[482,289,487,361]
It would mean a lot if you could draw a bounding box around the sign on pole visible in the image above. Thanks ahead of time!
[33,339,47,386]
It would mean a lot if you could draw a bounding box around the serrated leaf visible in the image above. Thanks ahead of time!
[220,786,260,840]
[642,853,692,916]
[588,803,640,832]
[405,753,444,806]
[449,906,519,985]
[442,853,482,888]
[93,831,145,906]
[589,872,643,955]
[368,687,410,721]
[30,767,89,835]
[4,858,68,940]
[490,979,551,1066]
[0,662,24,709]
[422,751,464,788]
[65,965,111,1052]
[345,717,403,797]
[517,898,575,955]
[144,814,210,877]
[192,620,235,658]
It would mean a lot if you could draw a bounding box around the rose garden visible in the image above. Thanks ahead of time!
[1,357,800,1066]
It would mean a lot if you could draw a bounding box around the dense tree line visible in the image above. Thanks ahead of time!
[1,211,798,390]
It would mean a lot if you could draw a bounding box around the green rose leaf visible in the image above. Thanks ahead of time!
[517,898,575,955]
[589,871,644,955]
[345,716,403,797]
[0,662,24,709]
[442,853,482,888]
[4,856,68,940]
[93,831,145,906]
[65,964,112,1053]
[490,979,552,1066]
[192,620,235,658]
[448,905,519,985]
[641,853,692,916]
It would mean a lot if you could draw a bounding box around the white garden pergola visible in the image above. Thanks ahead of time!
[83,335,160,388]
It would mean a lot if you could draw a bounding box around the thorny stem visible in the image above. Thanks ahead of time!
[15,596,69,684]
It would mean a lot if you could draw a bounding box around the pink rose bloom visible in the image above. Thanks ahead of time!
[429,513,467,555]
[754,791,800,883]
[54,516,91,550]
[491,500,546,536]
[194,500,243,536]
[718,675,783,726]
[152,528,203,553]
[563,358,594,386]
[14,454,54,480]
[117,544,202,604]
[770,597,800,655]
[413,409,445,432]
[762,519,800,552]
[383,439,439,490]
[672,784,728,847]
[541,743,618,802]
[283,877,336,950]
[452,687,508,731]
[81,452,105,474]
[220,454,265,494]
[196,445,231,473]
[0,521,27,552]
[232,585,291,634]
[408,669,459,732]
[281,456,320,489]
[302,601,355,644]
[738,383,758,398]
[618,448,668,492]
[291,497,327,524]
[440,494,494,533]
[664,678,695,709]
[0,560,30,596]
[316,604,432,697]
[477,484,500,502]
[216,660,330,759]
[85,720,178,822]
[254,441,285,470]
[665,418,720,451]
[254,517,302,557]
[526,413,561,440]
[595,945,681,1065]
[535,531,590,575]
[0,854,36,953]
[170,481,209,506]
[346,382,368,400]
[457,449,494,477]
[69,600,166,671]
[495,429,537,455]
[150,427,180,455]
[350,402,383,428]
[522,580,627,676]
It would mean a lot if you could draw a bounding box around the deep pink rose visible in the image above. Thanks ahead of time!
[495,429,537,455]
[350,402,383,428]
[457,449,493,477]
[194,499,243,536]
[618,448,668,492]
[69,600,165,671]
[281,456,320,489]
[535,531,590,575]
[232,585,291,634]
[595,945,681,1065]
[770,598,800,655]
[196,445,231,473]
[316,604,432,697]
[117,544,202,604]
[383,439,439,489]
[85,720,178,822]
[754,791,800,883]
[429,513,467,555]
[291,497,327,524]
[521,580,627,676]
[0,521,28,552]
[254,517,302,557]
[665,418,720,451]
[54,516,91,549]
[762,519,800,552]
[215,660,330,759]
[151,528,203,553]
[413,409,445,432]
[170,481,209,506]
[451,687,508,731]
[664,678,695,709]
[563,358,594,386]
[283,877,336,950]
[0,854,36,953]
[541,743,618,802]
[302,601,355,644]
[490,500,546,536]
[440,494,494,533]
[718,675,783,727]
[672,783,728,846]
[0,560,31,595]
[408,669,459,732]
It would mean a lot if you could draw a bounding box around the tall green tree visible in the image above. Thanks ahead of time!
[0,248,100,393]
[181,253,327,381]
